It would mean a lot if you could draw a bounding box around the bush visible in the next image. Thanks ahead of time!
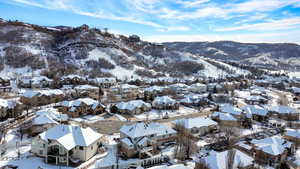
[172,61,204,75]
[4,46,45,69]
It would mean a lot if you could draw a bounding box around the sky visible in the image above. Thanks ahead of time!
[1,0,300,43]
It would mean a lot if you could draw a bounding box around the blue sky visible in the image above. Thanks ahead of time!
[1,0,300,43]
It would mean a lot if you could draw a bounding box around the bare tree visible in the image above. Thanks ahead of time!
[173,123,198,161]
[226,149,236,169]
[220,127,241,147]
[195,159,211,169]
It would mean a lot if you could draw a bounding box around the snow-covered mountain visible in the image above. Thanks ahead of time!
[0,19,249,79]
[164,41,300,71]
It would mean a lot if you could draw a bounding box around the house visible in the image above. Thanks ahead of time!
[119,122,177,158]
[219,104,245,119]
[211,112,240,127]
[211,93,233,103]
[0,98,24,120]
[20,89,65,107]
[0,77,10,87]
[61,74,87,85]
[113,84,143,101]
[188,83,207,93]
[152,96,179,110]
[292,87,300,96]
[114,100,151,115]
[90,77,117,88]
[173,117,218,137]
[250,136,294,166]
[180,94,208,107]
[59,98,106,118]
[267,105,300,121]
[149,164,192,169]
[203,149,254,169]
[235,141,253,155]
[143,86,168,101]
[31,124,104,166]
[29,114,59,136]
[168,83,189,94]
[36,108,69,123]
[245,95,268,105]
[242,105,268,122]
[74,84,99,98]
[18,76,53,88]
[207,83,223,93]
[284,129,300,144]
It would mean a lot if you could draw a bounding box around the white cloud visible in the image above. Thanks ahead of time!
[176,0,210,8]
[143,31,300,44]
[157,26,190,32]
[216,17,300,31]
[12,0,43,7]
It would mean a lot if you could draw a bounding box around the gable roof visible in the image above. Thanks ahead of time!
[39,124,102,150]
[33,114,59,125]
[220,104,243,116]
[242,105,268,116]
[205,149,253,169]
[174,117,217,129]
[285,129,300,139]
[120,122,176,139]
[251,136,292,156]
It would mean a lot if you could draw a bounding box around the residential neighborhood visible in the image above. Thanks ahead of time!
[1,71,300,169]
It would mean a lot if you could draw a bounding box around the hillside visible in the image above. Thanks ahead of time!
[164,41,300,71]
[0,19,250,79]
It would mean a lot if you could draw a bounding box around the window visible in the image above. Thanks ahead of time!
[43,144,45,148]
[39,150,43,155]
[91,146,93,150]
[79,146,84,150]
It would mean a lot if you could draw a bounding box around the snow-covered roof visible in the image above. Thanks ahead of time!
[180,94,204,104]
[234,90,250,99]
[174,117,217,129]
[74,85,98,90]
[91,77,116,84]
[20,76,52,84]
[39,124,102,150]
[120,137,133,147]
[251,136,292,156]
[190,83,206,88]
[292,87,300,94]
[120,122,157,138]
[22,89,64,98]
[120,122,176,139]
[0,98,17,108]
[245,95,267,101]
[149,164,191,169]
[268,105,299,114]
[120,84,138,89]
[144,86,165,92]
[60,98,100,108]
[36,108,68,122]
[169,83,188,89]
[242,105,268,116]
[116,100,151,111]
[152,96,177,105]
[61,74,84,80]
[205,149,253,169]
[220,104,243,116]
[212,112,238,121]
[285,129,300,139]
[237,142,252,150]
[33,114,59,125]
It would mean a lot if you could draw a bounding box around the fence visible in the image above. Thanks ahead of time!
[96,155,169,169]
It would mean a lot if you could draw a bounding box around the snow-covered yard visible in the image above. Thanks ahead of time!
[134,106,198,120]
[0,129,73,169]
